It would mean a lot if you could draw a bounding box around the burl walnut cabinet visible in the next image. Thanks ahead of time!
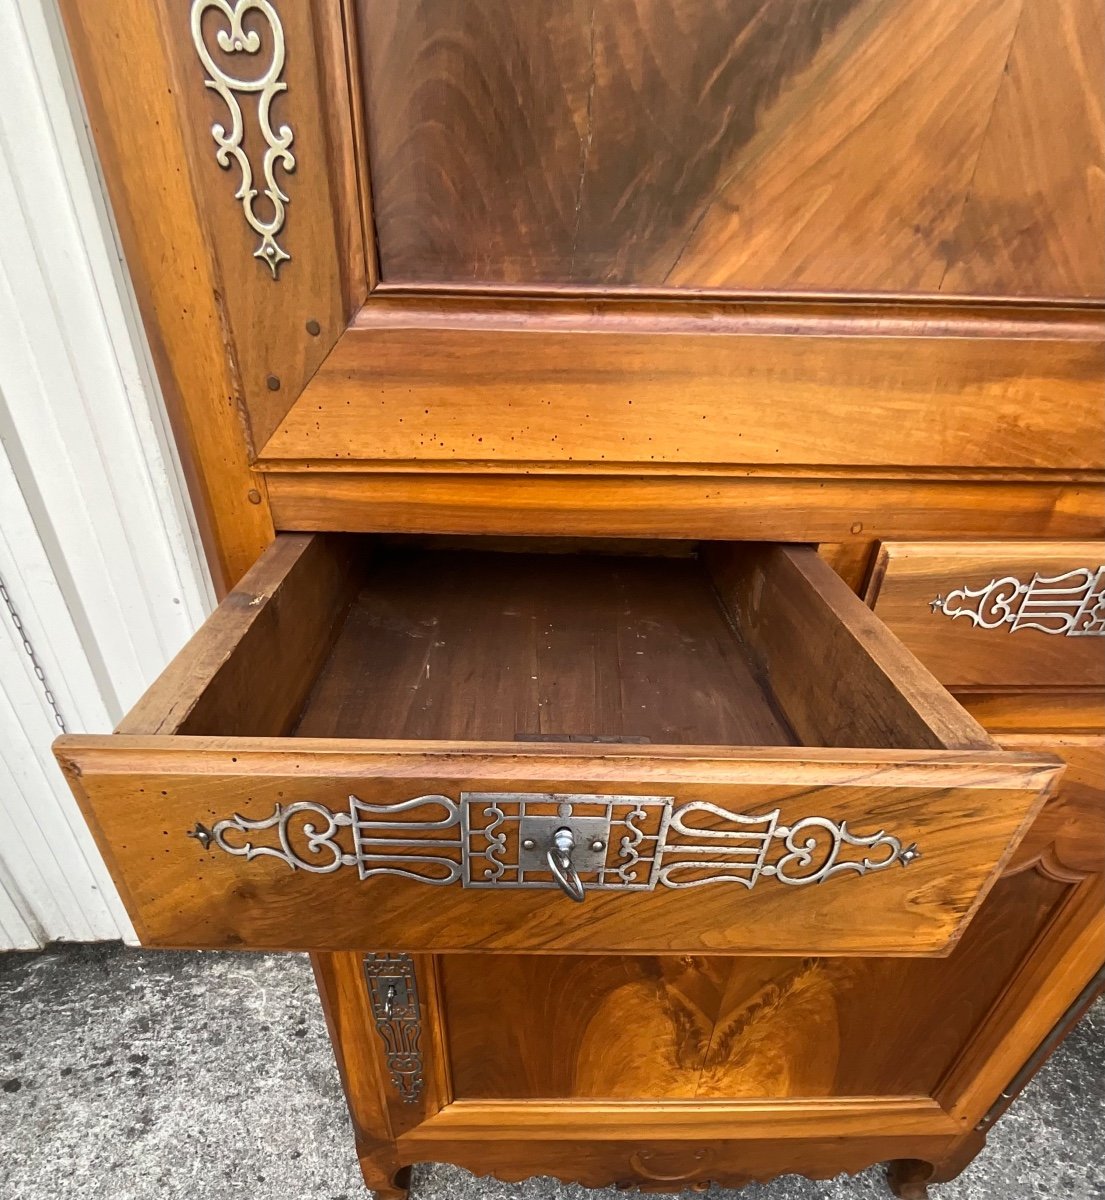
[53,2,1103,1197]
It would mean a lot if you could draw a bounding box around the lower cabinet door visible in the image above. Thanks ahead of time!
[55,534,1062,956]
[344,731,1103,1192]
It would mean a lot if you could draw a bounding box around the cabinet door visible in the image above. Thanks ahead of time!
[309,731,1102,1193]
[356,0,1104,297]
[61,3,1105,549]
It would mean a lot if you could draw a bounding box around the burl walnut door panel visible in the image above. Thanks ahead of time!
[355,0,1104,296]
[437,868,1071,1100]
[55,534,1061,956]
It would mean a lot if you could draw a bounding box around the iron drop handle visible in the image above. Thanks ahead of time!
[546,827,586,902]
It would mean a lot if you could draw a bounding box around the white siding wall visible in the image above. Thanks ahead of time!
[0,0,214,948]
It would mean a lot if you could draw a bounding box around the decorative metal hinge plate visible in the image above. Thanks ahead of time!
[190,0,295,277]
[187,791,920,894]
[363,954,423,1104]
[931,566,1105,637]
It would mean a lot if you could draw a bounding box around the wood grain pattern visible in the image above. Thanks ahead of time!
[55,536,1061,955]
[168,0,367,450]
[955,691,1105,734]
[937,873,1105,1125]
[941,0,1105,297]
[117,534,359,736]
[355,0,1103,297]
[439,868,1066,1101]
[295,548,795,745]
[395,1097,959,1193]
[864,542,1105,689]
[265,471,1105,544]
[258,322,1105,472]
[709,545,992,751]
[59,3,1105,1194]
[53,738,1057,955]
[311,951,415,1199]
[1001,735,1105,884]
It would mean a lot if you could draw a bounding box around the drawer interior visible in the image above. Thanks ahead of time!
[296,546,795,746]
[143,534,989,754]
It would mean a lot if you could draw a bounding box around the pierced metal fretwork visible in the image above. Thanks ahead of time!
[930,565,1105,637]
[190,0,295,276]
[195,794,462,883]
[189,791,920,895]
[364,955,423,1104]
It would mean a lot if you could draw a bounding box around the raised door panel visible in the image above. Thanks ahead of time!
[438,868,1069,1100]
[355,0,1104,297]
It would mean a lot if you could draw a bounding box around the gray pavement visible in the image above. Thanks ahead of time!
[1,944,1101,1199]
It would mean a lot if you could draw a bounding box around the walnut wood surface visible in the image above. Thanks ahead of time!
[54,2,1105,1194]
[165,0,367,452]
[296,548,795,745]
[55,737,1057,956]
[58,0,274,589]
[865,541,1105,689]
[938,873,1105,1126]
[259,320,1104,473]
[354,0,1103,297]
[117,534,359,737]
[709,545,992,751]
[56,535,1061,955]
[394,1098,959,1192]
[311,951,415,1199]
[940,0,1105,298]
[955,691,1105,734]
[440,864,1066,1100]
[1001,735,1105,883]
[266,471,1105,545]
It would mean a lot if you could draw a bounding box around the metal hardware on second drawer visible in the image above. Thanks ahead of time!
[930,565,1105,637]
[187,791,921,901]
[363,954,423,1104]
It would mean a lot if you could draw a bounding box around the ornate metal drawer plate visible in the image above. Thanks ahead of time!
[931,565,1105,637]
[188,791,920,897]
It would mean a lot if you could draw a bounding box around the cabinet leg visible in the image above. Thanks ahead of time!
[312,952,408,1198]
[356,1152,410,1200]
[886,1158,933,1199]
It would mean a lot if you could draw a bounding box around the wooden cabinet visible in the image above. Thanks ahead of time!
[55,2,1103,1197]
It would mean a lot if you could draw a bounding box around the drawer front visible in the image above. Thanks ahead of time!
[865,542,1105,689]
[55,738,1055,957]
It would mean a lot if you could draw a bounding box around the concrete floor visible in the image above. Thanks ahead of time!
[0,945,1101,1200]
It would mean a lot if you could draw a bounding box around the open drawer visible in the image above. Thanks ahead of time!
[55,535,1061,957]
